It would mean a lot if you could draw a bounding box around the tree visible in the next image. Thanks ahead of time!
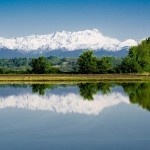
[120,38,150,73]
[97,57,113,73]
[120,57,141,73]
[31,56,52,74]
[77,50,98,73]
[0,68,4,74]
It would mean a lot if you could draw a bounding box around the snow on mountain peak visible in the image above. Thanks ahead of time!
[119,39,138,48]
[0,29,138,52]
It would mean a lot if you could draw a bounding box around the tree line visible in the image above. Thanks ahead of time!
[0,56,77,74]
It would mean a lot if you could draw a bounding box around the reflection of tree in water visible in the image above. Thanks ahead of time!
[78,83,99,100]
[121,82,150,111]
[0,84,28,88]
[78,83,113,100]
[31,82,150,112]
[98,83,112,94]
[32,84,54,95]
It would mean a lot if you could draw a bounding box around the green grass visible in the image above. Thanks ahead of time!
[0,74,149,84]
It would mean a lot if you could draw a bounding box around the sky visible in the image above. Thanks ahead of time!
[0,0,150,40]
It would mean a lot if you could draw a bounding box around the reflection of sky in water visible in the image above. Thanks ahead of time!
[0,86,30,97]
[0,85,129,115]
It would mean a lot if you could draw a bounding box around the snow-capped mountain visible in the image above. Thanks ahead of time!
[0,29,138,58]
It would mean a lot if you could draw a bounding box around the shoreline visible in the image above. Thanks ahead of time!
[0,74,149,83]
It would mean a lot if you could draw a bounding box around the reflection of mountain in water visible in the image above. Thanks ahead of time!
[0,92,129,115]
[0,82,149,115]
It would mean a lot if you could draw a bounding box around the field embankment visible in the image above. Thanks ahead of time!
[0,74,149,84]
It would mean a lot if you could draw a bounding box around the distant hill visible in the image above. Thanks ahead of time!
[0,48,129,58]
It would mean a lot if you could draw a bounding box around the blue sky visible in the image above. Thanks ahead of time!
[0,0,150,40]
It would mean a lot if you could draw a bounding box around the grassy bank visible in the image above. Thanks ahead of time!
[0,74,149,83]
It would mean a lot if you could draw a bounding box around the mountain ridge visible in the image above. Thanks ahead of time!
[0,29,139,58]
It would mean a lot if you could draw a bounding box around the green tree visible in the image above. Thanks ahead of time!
[120,57,140,73]
[0,68,4,74]
[97,57,113,73]
[120,38,150,73]
[77,50,98,74]
[31,56,52,74]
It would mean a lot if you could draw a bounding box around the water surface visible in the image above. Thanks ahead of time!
[0,82,150,150]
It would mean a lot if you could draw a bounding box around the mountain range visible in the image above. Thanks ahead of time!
[0,29,138,58]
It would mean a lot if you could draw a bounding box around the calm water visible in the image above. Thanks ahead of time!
[0,82,150,150]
